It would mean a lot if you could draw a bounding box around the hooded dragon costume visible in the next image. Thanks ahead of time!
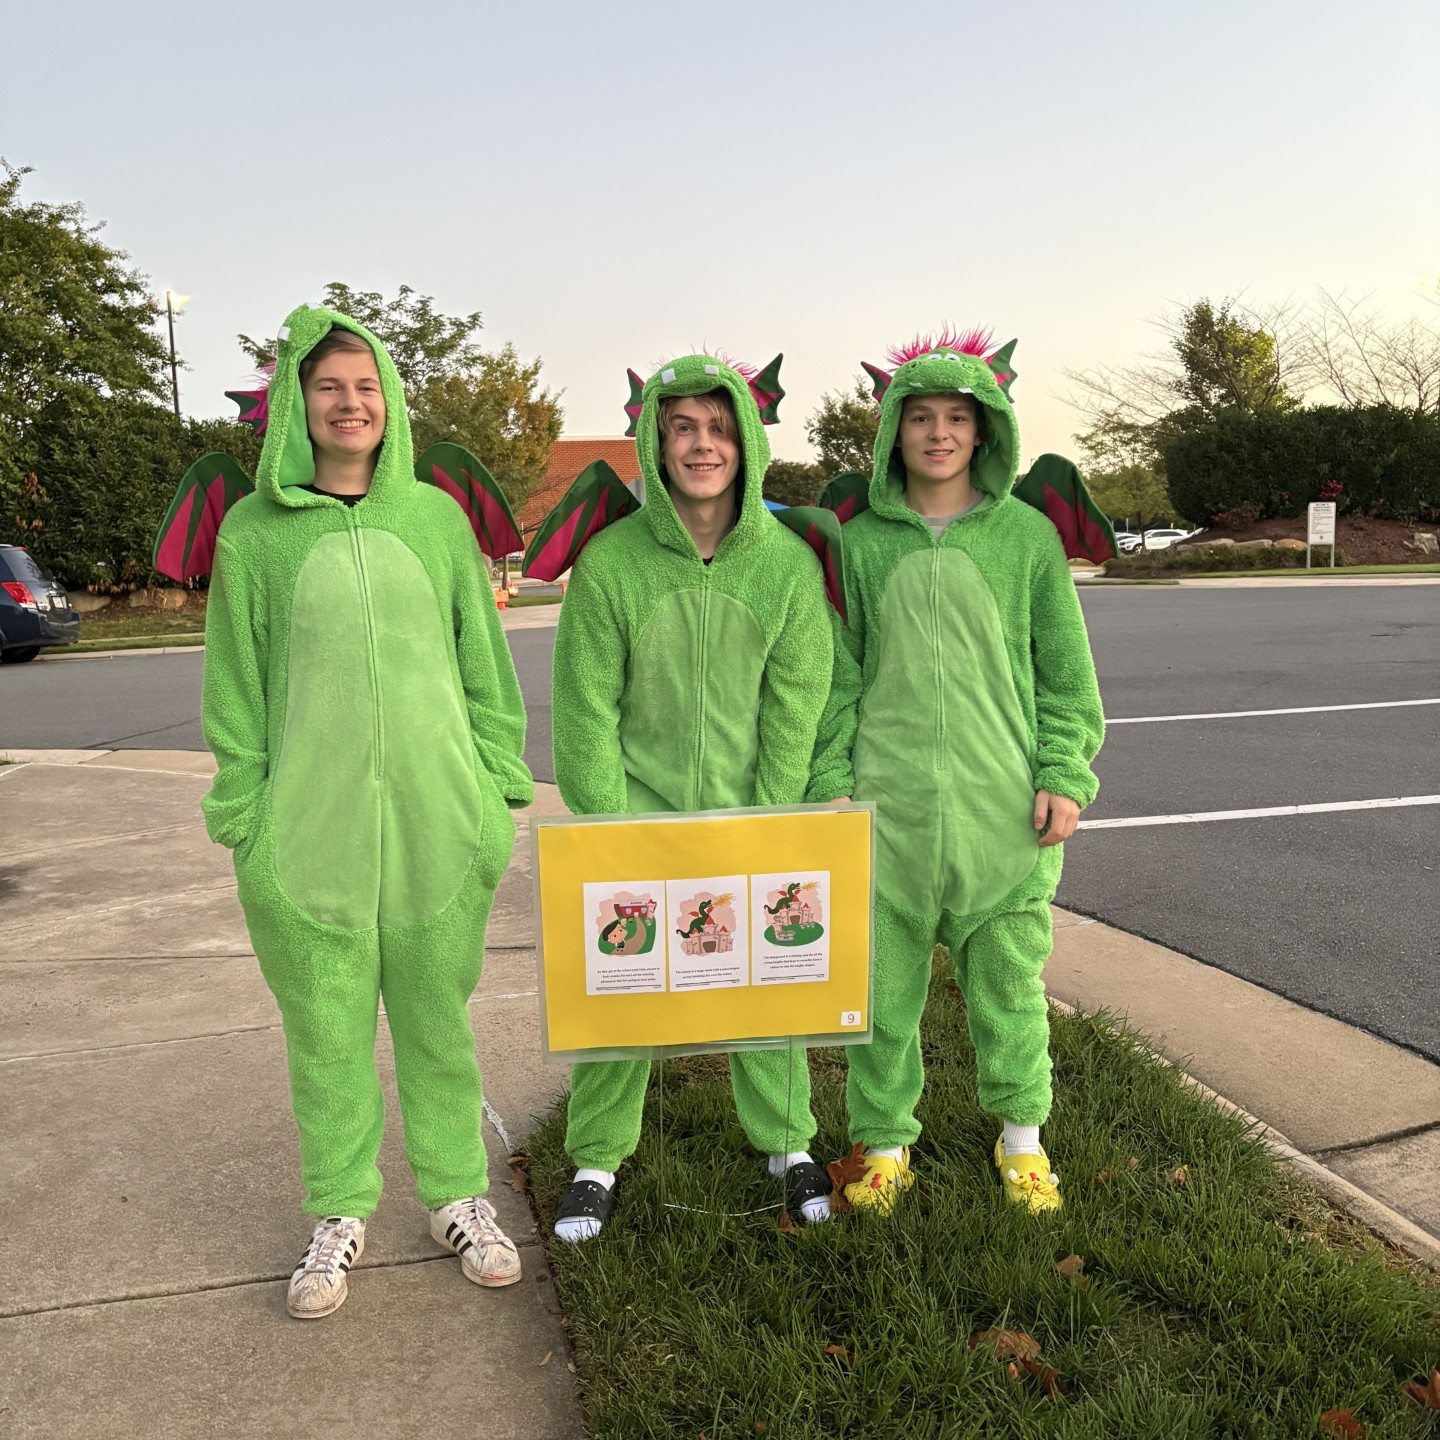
[154,303,534,1310]
[523,352,840,1230]
[808,330,1108,1212]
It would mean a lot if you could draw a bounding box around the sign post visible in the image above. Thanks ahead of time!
[1307,501,1337,569]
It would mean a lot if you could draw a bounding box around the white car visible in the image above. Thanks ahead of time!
[1139,527,1195,551]
[1113,531,1142,554]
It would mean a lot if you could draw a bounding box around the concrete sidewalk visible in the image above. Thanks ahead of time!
[2,752,1437,1437]
[0,755,580,1440]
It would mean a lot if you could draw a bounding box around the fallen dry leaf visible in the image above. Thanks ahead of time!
[1128,1156,1140,1169]
[1319,1406,1366,1437]
[538,1351,552,1367]
[1095,1168,1114,1185]
[968,1328,1042,1361]
[1019,1357,1063,1399]
[1005,1361,1019,1382]
[1403,1368,1440,1409]
[777,1209,797,1236]
[827,1142,868,1214]
[754,1424,768,1434]
[1054,1254,1091,1289]
[823,1344,855,1364]
[566,1360,576,1374]
[507,1152,531,1192]
[1168,1165,1190,1187]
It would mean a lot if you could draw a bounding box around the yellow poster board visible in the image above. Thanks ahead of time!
[533,805,874,1061]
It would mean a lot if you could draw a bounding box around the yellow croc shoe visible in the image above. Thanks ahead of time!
[843,1148,915,1216]
[994,1138,1063,1214]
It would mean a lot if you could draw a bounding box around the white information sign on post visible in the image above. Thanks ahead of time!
[1307,501,1337,568]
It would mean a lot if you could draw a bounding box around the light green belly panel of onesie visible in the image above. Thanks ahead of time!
[270,528,484,929]
[854,548,1037,915]
[620,589,766,813]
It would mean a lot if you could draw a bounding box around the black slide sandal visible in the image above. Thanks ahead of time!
[554,1179,618,1236]
[783,1160,832,1218]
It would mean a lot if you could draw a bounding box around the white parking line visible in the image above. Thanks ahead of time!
[1107,698,1440,725]
[1080,794,1440,830]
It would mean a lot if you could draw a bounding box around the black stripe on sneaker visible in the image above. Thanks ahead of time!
[455,1238,473,1254]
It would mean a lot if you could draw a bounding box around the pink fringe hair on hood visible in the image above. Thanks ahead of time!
[885,327,996,367]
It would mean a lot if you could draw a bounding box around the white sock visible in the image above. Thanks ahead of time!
[1002,1123,1041,1157]
[766,1151,813,1177]
[865,1145,905,1162]
[554,1168,615,1243]
[767,1152,830,1223]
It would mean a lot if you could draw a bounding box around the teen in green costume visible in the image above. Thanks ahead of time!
[809,330,1104,1214]
[543,353,836,1238]
[202,303,533,1316]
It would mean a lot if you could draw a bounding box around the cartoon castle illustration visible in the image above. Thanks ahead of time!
[680,919,734,956]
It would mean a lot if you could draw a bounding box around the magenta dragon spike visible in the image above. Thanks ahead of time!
[861,361,893,405]
[622,369,645,438]
[885,327,995,366]
[225,364,275,437]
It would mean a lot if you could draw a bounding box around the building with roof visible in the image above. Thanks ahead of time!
[516,436,643,542]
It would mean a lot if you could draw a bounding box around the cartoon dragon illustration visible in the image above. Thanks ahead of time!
[676,898,716,939]
[764,882,803,916]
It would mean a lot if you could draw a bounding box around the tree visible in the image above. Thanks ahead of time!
[1063,297,1306,468]
[412,344,563,510]
[763,458,826,508]
[805,377,879,475]
[0,159,167,458]
[240,282,484,395]
[1085,464,1178,530]
[1296,289,1440,413]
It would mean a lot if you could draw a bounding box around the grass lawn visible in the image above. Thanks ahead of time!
[68,612,206,641]
[525,969,1440,1438]
[506,592,563,607]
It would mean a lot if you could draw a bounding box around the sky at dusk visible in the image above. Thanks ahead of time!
[7,0,1437,466]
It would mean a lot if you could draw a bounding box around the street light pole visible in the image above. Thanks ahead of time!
[165,289,181,419]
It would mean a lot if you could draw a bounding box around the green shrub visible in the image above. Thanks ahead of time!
[1105,543,1351,576]
[1166,406,1440,525]
[5,393,261,589]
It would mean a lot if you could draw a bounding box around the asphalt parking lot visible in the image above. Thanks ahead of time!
[1065,586,1438,1062]
[5,583,1435,1060]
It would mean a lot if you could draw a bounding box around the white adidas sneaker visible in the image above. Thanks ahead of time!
[430,1196,522,1288]
[287,1215,365,1320]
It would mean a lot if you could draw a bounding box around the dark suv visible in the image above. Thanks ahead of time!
[0,546,80,662]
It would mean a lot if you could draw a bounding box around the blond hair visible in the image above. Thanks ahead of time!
[657,389,739,445]
[299,327,377,388]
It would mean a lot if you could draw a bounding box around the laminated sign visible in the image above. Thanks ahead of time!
[533,805,875,1061]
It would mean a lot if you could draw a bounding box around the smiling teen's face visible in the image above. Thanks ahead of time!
[303,346,385,464]
[898,391,981,487]
[660,394,741,503]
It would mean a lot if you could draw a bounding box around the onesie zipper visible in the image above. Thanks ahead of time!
[349,523,385,779]
[930,545,945,769]
[692,573,710,809]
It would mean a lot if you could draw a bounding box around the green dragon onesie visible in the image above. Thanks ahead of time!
[541,353,834,1171]
[201,303,532,1218]
[808,331,1104,1145]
